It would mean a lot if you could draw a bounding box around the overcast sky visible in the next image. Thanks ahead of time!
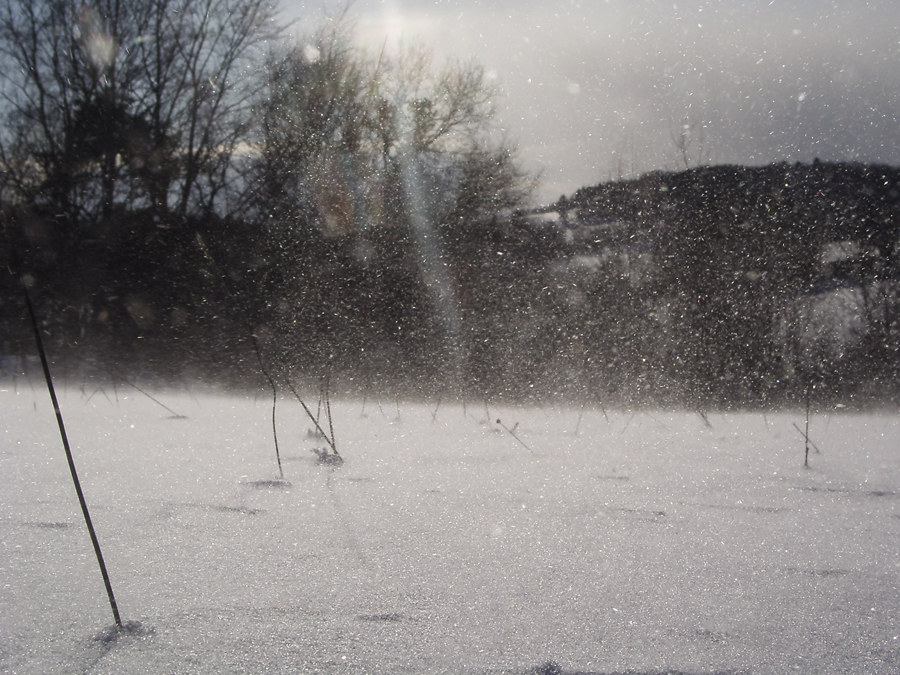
[281,0,900,203]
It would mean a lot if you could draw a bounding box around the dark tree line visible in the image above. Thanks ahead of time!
[0,0,282,374]
[1,1,897,408]
[0,1,533,388]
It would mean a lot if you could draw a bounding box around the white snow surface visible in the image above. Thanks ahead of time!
[1,386,898,674]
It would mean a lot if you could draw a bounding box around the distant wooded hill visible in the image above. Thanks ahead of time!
[3,161,898,408]
[511,161,898,406]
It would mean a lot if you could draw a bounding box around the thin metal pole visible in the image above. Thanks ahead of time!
[24,289,122,627]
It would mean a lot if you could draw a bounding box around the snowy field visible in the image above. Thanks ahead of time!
[1,384,898,674]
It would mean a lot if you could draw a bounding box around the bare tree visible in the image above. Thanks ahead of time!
[247,25,533,382]
[0,0,280,225]
[251,21,384,236]
[251,27,528,238]
[668,115,709,170]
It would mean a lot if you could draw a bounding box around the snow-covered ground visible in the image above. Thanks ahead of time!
[1,384,898,674]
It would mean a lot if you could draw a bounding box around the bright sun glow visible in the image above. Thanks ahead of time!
[355,6,444,58]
